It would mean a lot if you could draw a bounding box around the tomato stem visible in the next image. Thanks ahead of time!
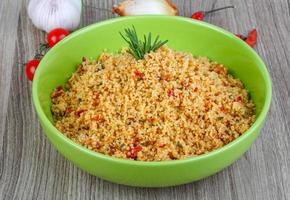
[34,53,44,60]
[205,6,235,15]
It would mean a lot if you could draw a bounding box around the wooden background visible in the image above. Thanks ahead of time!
[1,0,290,199]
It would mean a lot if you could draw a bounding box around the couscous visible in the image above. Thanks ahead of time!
[51,46,255,161]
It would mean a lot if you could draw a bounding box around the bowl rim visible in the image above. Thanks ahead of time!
[32,16,272,166]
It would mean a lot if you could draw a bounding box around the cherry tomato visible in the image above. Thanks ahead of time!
[26,59,40,81]
[47,28,70,48]
[245,29,257,48]
[191,11,205,20]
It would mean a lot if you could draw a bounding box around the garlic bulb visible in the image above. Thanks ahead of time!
[28,0,82,33]
[113,0,179,16]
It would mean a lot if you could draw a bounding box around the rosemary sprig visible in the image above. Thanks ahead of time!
[119,26,168,60]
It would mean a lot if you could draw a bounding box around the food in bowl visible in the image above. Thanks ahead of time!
[33,17,271,186]
[51,44,255,161]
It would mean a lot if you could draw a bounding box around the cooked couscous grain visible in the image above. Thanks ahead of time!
[51,46,255,161]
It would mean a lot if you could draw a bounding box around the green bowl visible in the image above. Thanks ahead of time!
[32,16,272,187]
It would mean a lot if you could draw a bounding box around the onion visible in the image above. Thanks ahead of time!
[113,0,179,16]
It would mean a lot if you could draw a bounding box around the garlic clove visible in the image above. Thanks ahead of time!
[113,0,179,16]
[28,0,82,33]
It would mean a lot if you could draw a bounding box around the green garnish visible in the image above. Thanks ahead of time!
[119,26,168,60]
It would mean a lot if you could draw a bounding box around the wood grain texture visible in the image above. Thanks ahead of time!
[0,0,290,199]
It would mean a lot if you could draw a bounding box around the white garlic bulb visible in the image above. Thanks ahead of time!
[113,0,179,16]
[28,0,82,33]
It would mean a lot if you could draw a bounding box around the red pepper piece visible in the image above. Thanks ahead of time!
[52,86,64,98]
[126,145,142,159]
[92,141,101,149]
[92,114,104,122]
[167,89,175,97]
[205,101,212,112]
[236,96,244,103]
[76,109,86,117]
[134,70,144,79]
[134,145,142,152]
[66,107,74,114]
[221,105,226,113]
[159,143,166,148]
[245,29,257,48]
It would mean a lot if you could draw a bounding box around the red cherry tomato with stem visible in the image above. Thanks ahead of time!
[26,59,40,81]
[47,28,70,48]
[191,6,234,21]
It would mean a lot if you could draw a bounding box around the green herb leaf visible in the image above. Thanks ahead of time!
[119,26,168,60]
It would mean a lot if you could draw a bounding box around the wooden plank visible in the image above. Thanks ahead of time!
[0,0,22,198]
[0,0,289,199]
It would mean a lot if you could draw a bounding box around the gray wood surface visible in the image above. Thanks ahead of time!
[0,0,290,199]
